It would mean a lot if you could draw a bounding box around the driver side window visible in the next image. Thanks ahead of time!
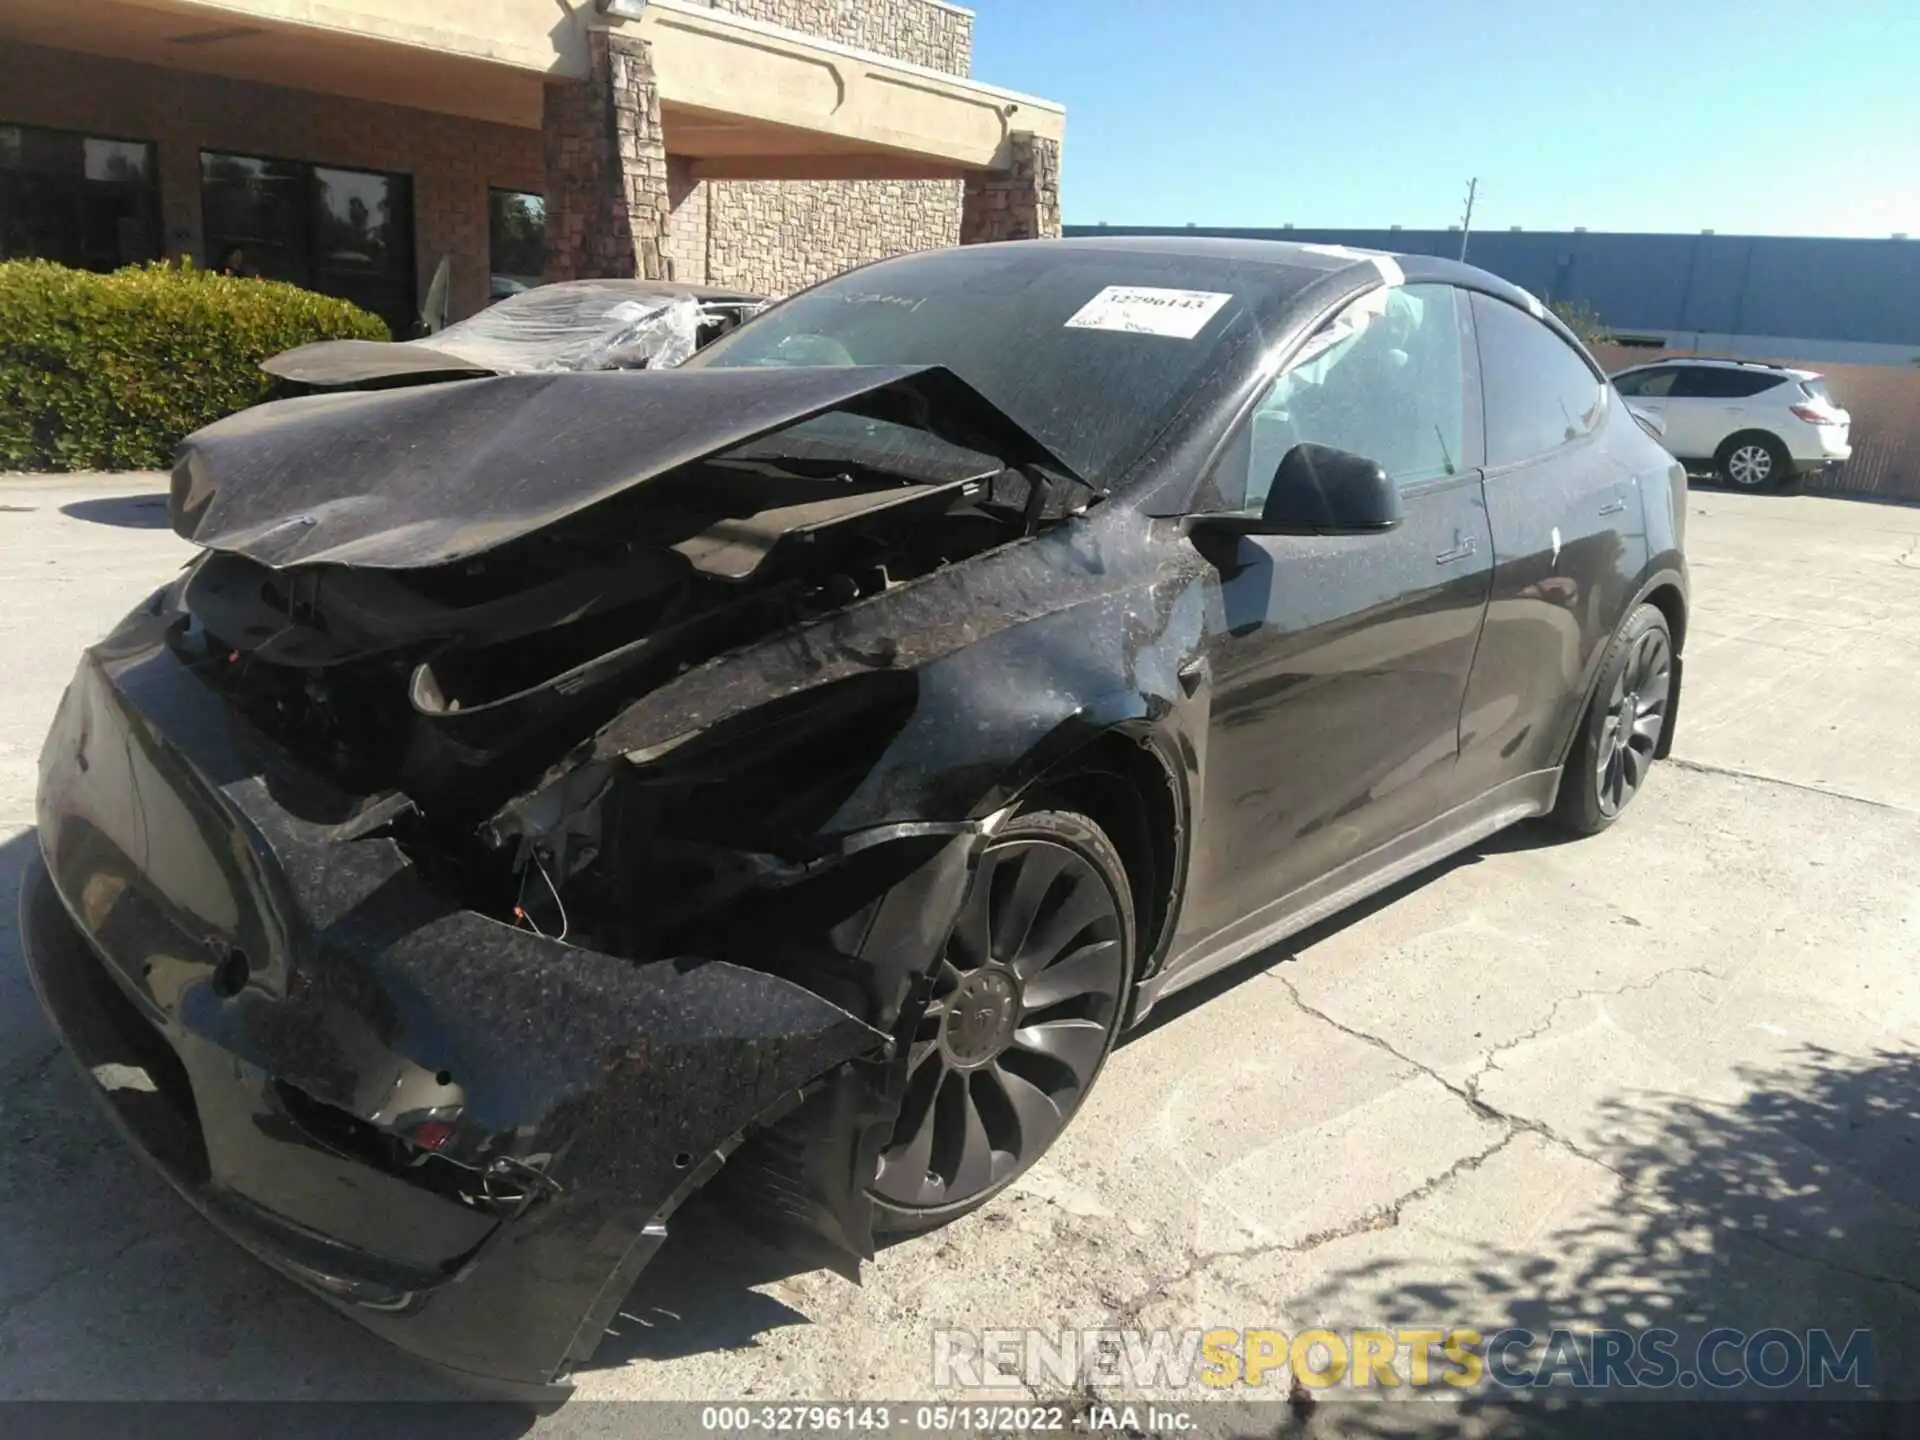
[1242,283,1467,511]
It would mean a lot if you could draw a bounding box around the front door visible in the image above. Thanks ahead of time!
[1169,283,1493,971]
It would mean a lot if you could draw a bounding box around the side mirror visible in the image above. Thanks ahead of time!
[1187,443,1404,538]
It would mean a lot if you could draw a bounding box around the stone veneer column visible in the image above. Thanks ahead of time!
[959,133,1061,245]
[542,29,670,280]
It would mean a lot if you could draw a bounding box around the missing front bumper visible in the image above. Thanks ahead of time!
[24,628,913,1389]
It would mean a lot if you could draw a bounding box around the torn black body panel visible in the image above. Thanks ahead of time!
[491,502,1215,852]
[24,607,912,1388]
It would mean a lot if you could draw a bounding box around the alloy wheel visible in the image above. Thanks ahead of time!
[1726,443,1774,487]
[1594,625,1672,817]
[872,835,1127,1211]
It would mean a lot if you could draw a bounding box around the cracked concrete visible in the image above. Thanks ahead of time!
[2,478,1917,1428]
[1273,973,1626,1183]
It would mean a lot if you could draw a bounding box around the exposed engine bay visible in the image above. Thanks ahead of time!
[173,444,1044,961]
[17,356,1127,1389]
[159,360,1103,1037]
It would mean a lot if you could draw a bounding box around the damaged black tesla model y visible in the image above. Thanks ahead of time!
[22,237,1687,1392]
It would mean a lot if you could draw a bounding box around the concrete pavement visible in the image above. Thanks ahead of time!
[0,475,1915,1430]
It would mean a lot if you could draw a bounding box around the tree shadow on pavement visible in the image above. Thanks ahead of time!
[58,493,172,529]
[1253,1045,1920,1439]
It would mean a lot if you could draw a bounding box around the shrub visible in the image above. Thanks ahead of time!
[1548,299,1614,349]
[0,259,388,472]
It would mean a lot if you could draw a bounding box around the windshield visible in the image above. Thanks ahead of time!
[687,247,1289,482]
[422,281,707,373]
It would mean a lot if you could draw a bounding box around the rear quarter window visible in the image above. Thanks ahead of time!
[1671,367,1785,399]
[1471,292,1606,466]
[1718,370,1788,398]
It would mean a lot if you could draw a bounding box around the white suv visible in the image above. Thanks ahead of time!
[1610,359,1851,489]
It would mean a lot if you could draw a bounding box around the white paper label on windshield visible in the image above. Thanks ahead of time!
[1064,286,1232,339]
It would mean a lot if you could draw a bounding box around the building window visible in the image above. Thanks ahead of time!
[0,122,159,271]
[488,189,546,301]
[200,151,416,337]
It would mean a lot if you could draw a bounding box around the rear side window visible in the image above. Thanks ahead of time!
[1614,368,1677,398]
[1670,367,1785,399]
[1471,292,1606,466]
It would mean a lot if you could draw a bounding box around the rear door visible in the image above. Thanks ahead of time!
[1170,283,1494,965]
[1664,366,1782,461]
[1455,292,1645,794]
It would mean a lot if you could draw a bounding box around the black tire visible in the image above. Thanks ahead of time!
[870,808,1136,1235]
[1715,431,1792,490]
[1552,604,1675,837]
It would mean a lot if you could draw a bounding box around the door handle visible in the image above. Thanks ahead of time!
[1599,495,1627,516]
[1434,536,1477,565]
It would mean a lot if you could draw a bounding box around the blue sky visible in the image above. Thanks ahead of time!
[967,0,1920,238]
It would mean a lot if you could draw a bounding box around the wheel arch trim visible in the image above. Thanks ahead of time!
[1553,565,1689,770]
[1004,715,1196,1007]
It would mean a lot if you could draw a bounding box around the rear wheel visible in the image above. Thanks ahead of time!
[870,809,1135,1234]
[1552,604,1674,836]
[1716,432,1791,490]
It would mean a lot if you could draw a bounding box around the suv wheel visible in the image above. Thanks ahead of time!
[1716,432,1791,490]
[870,808,1135,1234]
[1553,603,1674,836]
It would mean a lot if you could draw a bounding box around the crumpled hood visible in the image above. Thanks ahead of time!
[170,364,1081,570]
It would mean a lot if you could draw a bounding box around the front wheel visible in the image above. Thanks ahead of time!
[870,809,1135,1235]
[1552,604,1674,836]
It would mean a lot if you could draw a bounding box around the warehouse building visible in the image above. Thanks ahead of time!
[1070,224,1920,367]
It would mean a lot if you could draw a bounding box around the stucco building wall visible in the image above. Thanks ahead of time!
[703,0,972,75]
[669,0,973,293]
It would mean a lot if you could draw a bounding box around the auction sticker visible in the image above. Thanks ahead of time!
[1064,285,1232,339]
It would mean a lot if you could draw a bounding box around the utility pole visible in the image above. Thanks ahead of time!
[1458,177,1478,262]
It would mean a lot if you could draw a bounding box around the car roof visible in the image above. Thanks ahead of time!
[937,234,1553,319]
[1613,356,1817,381]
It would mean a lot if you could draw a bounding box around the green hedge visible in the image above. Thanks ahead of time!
[0,259,388,472]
